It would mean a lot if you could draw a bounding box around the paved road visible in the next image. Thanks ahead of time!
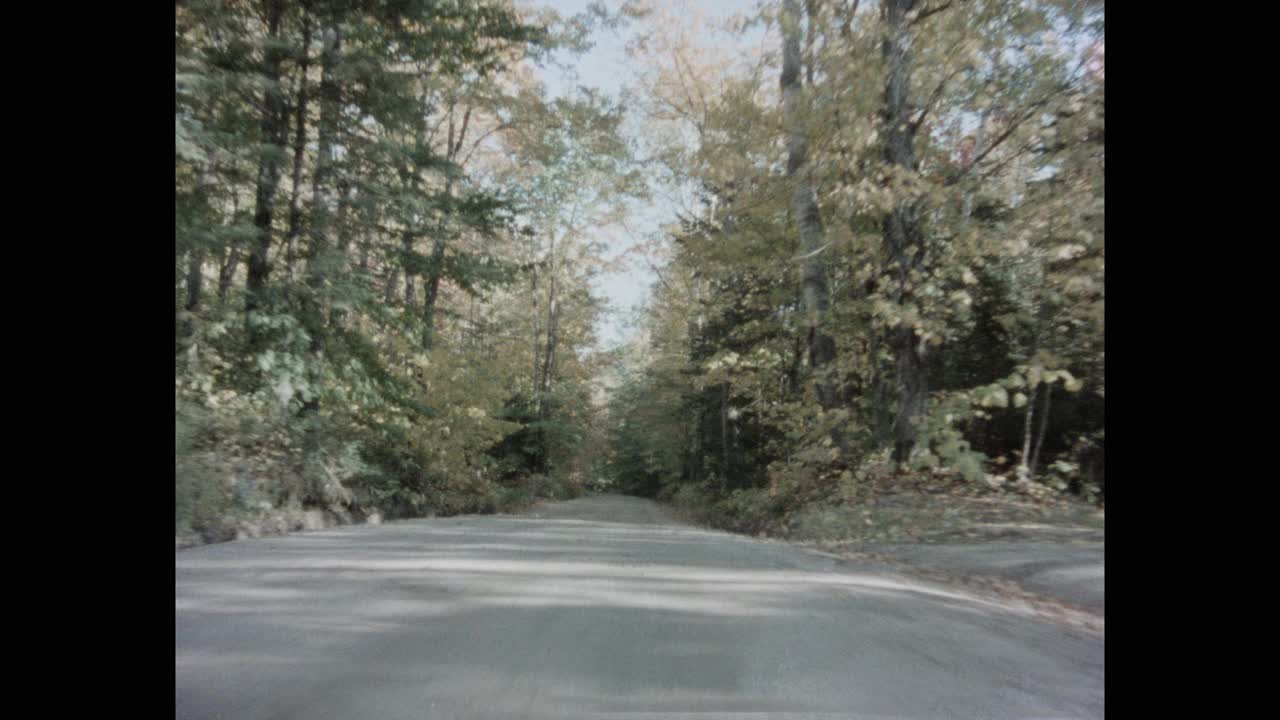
[176,495,1103,719]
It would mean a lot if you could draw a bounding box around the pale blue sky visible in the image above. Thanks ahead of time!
[529,0,763,351]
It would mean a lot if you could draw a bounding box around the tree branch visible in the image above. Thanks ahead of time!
[946,95,1052,186]
[460,121,515,168]
[909,62,967,136]
[451,105,473,161]
[841,0,862,37]
[911,1,955,26]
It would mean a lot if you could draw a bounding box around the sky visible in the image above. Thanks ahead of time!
[527,0,763,352]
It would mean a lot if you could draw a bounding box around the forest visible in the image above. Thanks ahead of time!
[176,0,1103,547]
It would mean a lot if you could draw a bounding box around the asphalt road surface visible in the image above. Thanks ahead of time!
[176,494,1103,719]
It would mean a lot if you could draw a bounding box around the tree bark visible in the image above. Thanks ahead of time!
[358,230,371,271]
[540,252,560,400]
[720,382,734,490]
[300,19,342,415]
[468,295,476,350]
[880,0,929,464]
[781,0,839,411]
[531,261,541,392]
[1019,379,1037,481]
[184,161,217,315]
[217,192,241,303]
[420,215,449,349]
[1030,382,1052,475]
[185,249,207,315]
[244,0,289,346]
[329,179,355,329]
[283,12,312,282]
[385,264,400,305]
[306,23,341,290]
[403,229,417,307]
[399,97,433,322]
[422,105,469,350]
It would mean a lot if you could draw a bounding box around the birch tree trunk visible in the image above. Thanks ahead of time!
[1019,381,1037,481]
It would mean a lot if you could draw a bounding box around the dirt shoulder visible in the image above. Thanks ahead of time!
[663,481,1105,632]
[787,489,1104,631]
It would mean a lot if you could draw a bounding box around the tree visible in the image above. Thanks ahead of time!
[782,0,840,412]
[605,0,1104,532]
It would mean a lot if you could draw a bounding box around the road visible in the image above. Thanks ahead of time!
[176,494,1103,719]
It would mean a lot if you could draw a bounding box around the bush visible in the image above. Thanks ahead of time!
[176,387,369,544]
[713,487,778,535]
[175,454,237,544]
[176,400,238,543]
[432,472,500,515]
[786,504,864,541]
[496,485,535,513]
[669,483,710,515]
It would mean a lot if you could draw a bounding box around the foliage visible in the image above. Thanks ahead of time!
[605,0,1104,534]
[176,0,638,545]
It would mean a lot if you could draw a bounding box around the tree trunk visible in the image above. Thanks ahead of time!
[301,20,342,414]
[1030,382,1052,475]
[306,23,341,285]
[329,180,355,329]
[185,249,207,314]
[184,161,218,316]
[399,124,427,319]
[335,180,352,256]
[781,0,838,411]
[283,13,311,282]
[687,414,701,485]
[215,189,241,304]
[421,228,449,349]
[534,234,561,474]
[403,229,416,307]
[541,292,559,400]
[881,0,928,464]
[468,295,476,350]
[244,0,288,345]
[867,332,894,445]
[531,262,541,393]
[1019,380,1037,481]
[889,325,927,463]
[539,233,560,401]
[385,264,399,305]
[422,106,469,349]
[217,247,234,303]
[961,109,986,219]
[720,382,731,490]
